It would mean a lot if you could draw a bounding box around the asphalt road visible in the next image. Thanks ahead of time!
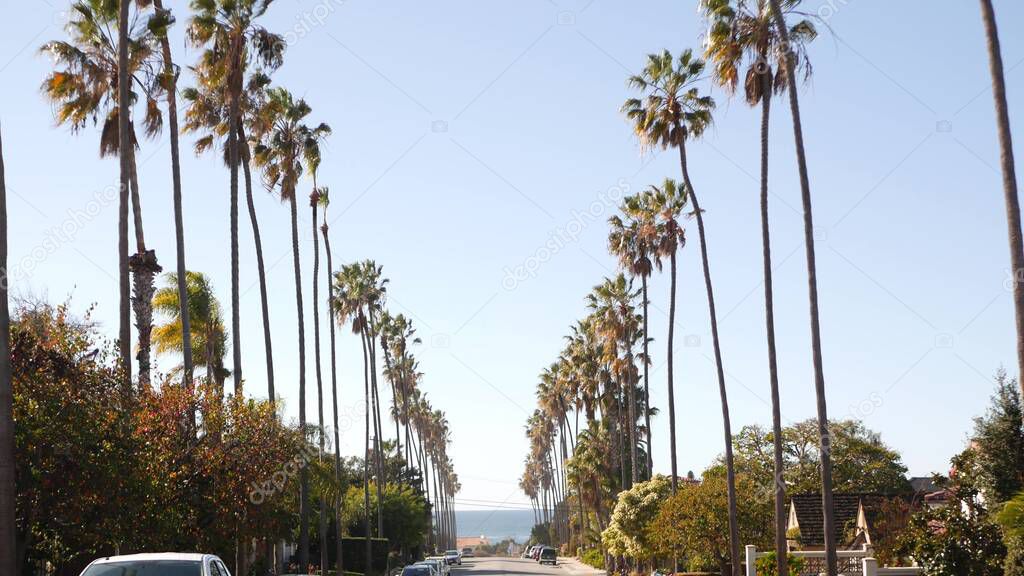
[451,556,601,576]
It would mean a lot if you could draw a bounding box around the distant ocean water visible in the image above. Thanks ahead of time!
[455,509,534,543]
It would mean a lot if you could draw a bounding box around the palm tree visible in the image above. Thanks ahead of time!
[639,184,687,496]
[319,191,344,573]
[41,0,166,390]
[149,0,194,392]
[608,196,656,479]
[182,71,276,401]
[701,2,815,572]
[333,260,387,568]
[978,0,1024,397]
[309,182,329,573]
[187,0,283,394]
[764,1,837,572]
[251,86,330,568]
[623,50,741,576]
[587,274,641,487]
[152,271,229,388]
[0,126,15,576]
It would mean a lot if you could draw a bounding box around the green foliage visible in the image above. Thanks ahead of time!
[601,475,670,561]
[714,419,910,495]
[9,302,351,573]
[580,548,605,569]
[530,522,553,545]
[648,473,771,574]
[342,482,427,551]
[970,369,1024,504]
[897,502,1005,576]
[755,552,804,576]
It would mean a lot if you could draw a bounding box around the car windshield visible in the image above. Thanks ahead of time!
[541,550,556,557]
[403,568,432,576]
[81,561,202,576]
[445,550,458,555]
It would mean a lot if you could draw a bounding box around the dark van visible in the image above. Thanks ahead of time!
[539,547,557,566]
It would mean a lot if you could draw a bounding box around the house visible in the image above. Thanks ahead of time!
[787,493,918,551]
[456,536,489,550]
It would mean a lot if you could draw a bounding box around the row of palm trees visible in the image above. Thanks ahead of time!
[519,2,1024,576]
[33,0,461,572]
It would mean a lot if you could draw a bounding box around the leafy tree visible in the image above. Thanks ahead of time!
[710,419,910,495]
[896,501,1005,576]
[602,475,670,566]
[649,473,771,576]
[342,482,427,554]
[12,302,140,572]
[969,370,1024,504]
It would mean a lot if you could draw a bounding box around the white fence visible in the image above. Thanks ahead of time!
[744,545,923,576]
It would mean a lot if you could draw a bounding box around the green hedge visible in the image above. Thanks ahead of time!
[341,537,390,575]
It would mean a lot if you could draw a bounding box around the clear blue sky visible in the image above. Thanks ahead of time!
[2,0,1023,510]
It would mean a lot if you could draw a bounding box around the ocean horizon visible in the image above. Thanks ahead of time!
[455,509,534,543]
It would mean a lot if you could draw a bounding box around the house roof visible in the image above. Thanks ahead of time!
[909,477,939,494]
[790,493,863,547]
[790,493,916,548]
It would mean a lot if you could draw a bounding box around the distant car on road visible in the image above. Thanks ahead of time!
[461,547,474,558]
[444,549,462,565]
[539,547,557,566]
[79,552,230,576]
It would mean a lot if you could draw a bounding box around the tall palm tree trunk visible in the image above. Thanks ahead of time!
[239,126,274,404]
[311,192,328,574]
[758,65,789,576]
[227,42,243,394]
[625,365,638,486]
[0,128,15,576]
[361,327,373,574]
[381,342,403,461]
[126,120,160,392]
[641,277,653,479]
[766,3,837,573]
[366,319,385,534]
[678,141,740,576]
[152,0,193,393]
[667,249,680,493]
[289,193,310,568]
[979,0,1024,394]
[116,0,132,390]
[323,222,344,572]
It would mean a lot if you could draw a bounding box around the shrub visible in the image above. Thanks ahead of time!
[755,552,804,576]
[580,548,605,569]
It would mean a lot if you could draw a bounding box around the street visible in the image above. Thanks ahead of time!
[451,556,604,576]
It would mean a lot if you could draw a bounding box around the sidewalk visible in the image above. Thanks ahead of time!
[557,556,606,576]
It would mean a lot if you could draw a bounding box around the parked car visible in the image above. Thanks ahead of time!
[422,557,450,576]
[532,546,545,560]
[79,553,230,576]
[402,566,435,576]
[539,547,557,566]
[413,561,441,576]
[444,549,462,565]
[461,547,474,558]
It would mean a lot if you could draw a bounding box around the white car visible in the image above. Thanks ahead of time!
[444,549,462,566]
[79,553,231,576]
[417,558,449,576]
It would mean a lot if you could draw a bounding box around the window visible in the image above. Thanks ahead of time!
[81,561,203,576]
